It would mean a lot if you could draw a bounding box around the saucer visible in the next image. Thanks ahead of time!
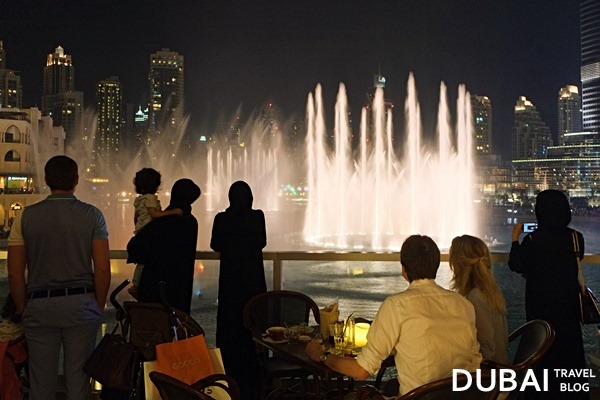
[264,337,287,344]
[298,326,314,334]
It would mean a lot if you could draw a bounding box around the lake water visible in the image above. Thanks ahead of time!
[2,201,600,381]
[94,202,600,366]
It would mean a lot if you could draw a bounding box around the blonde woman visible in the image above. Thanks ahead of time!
[449,235,509,363]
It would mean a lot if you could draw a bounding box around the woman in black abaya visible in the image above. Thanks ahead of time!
[211,181,266,400]
[509,189,587,399]
[127,178,201,314]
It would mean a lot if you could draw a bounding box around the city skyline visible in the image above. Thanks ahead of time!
[0,1,582,159]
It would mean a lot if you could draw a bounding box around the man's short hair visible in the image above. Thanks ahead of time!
[45,156,78,191]
[400,235,440,280]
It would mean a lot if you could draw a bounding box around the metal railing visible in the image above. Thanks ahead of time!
[109,250,600,291]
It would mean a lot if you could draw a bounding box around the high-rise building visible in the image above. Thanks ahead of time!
[42,46,83,144]
[512,96,552,160]
[581,0,600,133]
[0,40,5,69]
[134,106,149,145]
[148,48,184,135]
[258,102,277,138]
[365,72,394,144]
[557,85,583,145]
[95,76,122,169]
[471,95,493,155]
[0,41,22,109]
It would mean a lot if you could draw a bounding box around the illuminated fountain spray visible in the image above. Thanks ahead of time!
[204,119,283,212]
[303,73,477,251]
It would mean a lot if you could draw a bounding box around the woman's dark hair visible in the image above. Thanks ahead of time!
[134,168,161,195]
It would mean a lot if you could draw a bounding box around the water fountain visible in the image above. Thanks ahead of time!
[304,73,478,250]
[204,121,283,212]
[67,73,477,251]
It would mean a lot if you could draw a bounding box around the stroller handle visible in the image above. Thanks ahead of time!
[110,279,131,311]
[158,281,187,340]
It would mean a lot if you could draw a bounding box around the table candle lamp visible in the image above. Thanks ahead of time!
[355,322,370,347]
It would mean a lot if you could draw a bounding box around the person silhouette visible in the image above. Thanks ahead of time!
[211,181,267,400]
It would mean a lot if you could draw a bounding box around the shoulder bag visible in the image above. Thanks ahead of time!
[573,231,600,324]
[84,322,138,392]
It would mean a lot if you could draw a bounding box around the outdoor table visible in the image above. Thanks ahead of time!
[253,334,354,399]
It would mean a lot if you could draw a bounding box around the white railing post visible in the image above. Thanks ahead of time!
[272,253,282,291]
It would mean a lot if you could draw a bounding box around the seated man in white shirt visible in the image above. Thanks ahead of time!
[306,234,482,397]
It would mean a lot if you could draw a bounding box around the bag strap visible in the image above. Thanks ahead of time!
[573,231,586,291]
[107,320,126,337]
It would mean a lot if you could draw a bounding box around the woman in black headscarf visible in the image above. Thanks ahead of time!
[211,181,266,400]
[127,178,201,314]
[509,189,587,399]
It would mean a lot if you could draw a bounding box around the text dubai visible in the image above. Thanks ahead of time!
[453,369,593,393]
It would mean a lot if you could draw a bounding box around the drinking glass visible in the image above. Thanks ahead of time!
[330,321,345,350]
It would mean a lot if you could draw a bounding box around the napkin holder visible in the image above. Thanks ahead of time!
[319,309,340,338]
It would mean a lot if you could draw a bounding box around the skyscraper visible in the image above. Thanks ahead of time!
[557,85,583,145]
[0,40,5,69]
[581,0,600,133]
[95,76,122,169]
[42,46,83,144]
[148,48,184,135]
[0,41,22,109]
[470,95,493,155]
[512,96,552,160]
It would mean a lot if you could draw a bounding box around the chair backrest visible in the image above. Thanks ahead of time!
[242,290,321,335]
[150,371,212,400]
[509,319,555,371]
[398,371,499,400]
[190,373,242,400]
[355,385,387,400]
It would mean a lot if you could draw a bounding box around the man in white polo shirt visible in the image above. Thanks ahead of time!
[306,234,482,397]
[7,155,111,400]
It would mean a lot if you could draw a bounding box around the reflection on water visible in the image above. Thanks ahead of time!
[3,202,600,377]
[0,255,599,382]
[103,258,600,367]
[101,201,600,255]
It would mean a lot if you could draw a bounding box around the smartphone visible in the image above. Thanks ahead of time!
[522,222,538,233]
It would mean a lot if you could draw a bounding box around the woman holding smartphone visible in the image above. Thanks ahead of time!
[509,189,586,399]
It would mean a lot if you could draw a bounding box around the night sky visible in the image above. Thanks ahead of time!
[0,0,581,158]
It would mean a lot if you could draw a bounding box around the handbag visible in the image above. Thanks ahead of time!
[84,323,138,392]
[155,333,214,385]
[573,231,600,324]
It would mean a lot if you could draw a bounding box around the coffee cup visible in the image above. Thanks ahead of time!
[267,326,286,341]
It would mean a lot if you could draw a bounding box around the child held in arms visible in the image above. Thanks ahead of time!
[128,168,182,298]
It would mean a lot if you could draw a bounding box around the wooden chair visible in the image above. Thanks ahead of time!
[149,371,213,400]
[149,371,241,400]
[482,319,555,399]
[355,384,387,400]
[242,290,321,398]
[355,370,499,400]
[397,370,499,400]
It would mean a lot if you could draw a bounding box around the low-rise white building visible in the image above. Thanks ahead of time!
[0,107,65,230]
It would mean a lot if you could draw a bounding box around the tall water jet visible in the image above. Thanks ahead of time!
[303,74,477,250]
[204,116,284,212]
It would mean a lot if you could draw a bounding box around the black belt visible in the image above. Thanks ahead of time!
[28,287,95,299]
